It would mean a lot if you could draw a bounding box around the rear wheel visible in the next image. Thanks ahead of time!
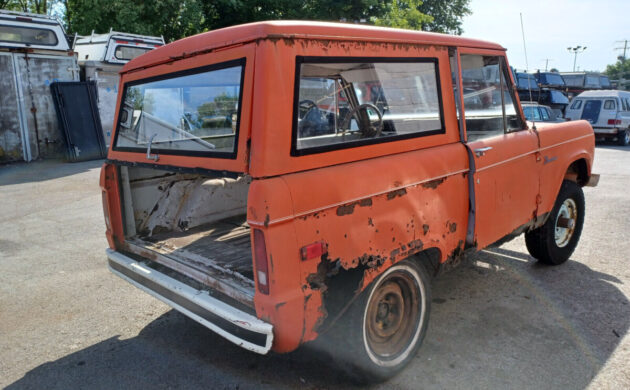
[329,258,431,383]
[525,180,585,265]
[617,129,630,146]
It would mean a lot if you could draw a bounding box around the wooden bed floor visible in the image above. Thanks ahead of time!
[139,215,254,279]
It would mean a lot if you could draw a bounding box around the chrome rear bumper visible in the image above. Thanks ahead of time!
[107,249,273,354]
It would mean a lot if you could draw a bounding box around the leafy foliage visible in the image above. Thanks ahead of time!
[2,0,471,41]
[604,59,630,90]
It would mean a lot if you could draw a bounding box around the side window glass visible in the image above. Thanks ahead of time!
[604,99,616,110]
[294,60,444,153]
[460,54,523,142]
[621,98,628,111]
[571,99,582,110]
[540,107,550,121]
[625,98,630,111]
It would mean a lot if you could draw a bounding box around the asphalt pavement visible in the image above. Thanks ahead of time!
[1,145,629,389]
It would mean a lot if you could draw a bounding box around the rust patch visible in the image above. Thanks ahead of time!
[358,198,373,207]
[386,188,407,200]
[275,301,286,310]
[422,177,446,190]
[449,222,457,233]
[368,217,374,227]
[263,214,270,227]
[336,202,357,216]
[423,224,430,235]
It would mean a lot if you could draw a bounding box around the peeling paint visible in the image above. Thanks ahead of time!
[386,188,407,200]
[422,177,446,190]
[336,202,356,216]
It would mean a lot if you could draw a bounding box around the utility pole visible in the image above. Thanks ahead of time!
[567,46,587,72]
[614,40,628,61]
[542,58,553,71]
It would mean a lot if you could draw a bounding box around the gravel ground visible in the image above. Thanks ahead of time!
[1,145,629,389]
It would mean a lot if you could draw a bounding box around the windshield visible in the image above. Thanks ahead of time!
[113,59,244,157]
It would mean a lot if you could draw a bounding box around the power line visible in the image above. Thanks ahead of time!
[614,40,628,61]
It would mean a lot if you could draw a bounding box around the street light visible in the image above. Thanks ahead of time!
[567,46,587,72]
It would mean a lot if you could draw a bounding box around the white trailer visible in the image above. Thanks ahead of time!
[0,9,79,163]
[74,30,164,145]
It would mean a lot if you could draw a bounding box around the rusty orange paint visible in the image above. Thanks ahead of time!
[102,21,596,354]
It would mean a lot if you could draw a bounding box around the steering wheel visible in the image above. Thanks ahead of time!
[298,99,319,119]
[340,103,384,138]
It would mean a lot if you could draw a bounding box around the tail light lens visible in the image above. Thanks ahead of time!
[608,119,621,125]
[253,229,269,294]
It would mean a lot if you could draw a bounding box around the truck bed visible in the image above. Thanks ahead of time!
[123,215,256,307]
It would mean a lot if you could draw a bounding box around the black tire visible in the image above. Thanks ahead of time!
[327,257,432,383]
[525,180,585,265]
[617,129,630,146]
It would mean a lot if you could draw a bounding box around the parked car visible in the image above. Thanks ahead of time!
[101,21,598,381]
[514,71,569,116]
[522,102,565,123]
[565,90,630,145]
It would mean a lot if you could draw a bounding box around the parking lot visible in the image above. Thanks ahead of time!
[1,144,629,389]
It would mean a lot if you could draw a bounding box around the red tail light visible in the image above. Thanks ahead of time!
[253,229,269,294]
[608,119,621,125]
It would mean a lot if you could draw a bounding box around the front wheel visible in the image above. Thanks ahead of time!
[328,258,431,383]
[617,129,630,146]
[525,180,585,265]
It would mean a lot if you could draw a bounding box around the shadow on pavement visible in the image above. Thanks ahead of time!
[7,247,628,389]
[0,159,103,186]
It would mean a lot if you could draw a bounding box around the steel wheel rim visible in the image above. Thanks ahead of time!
[625,130,630,144]
[363,266,423,367]
[555,198,578,248]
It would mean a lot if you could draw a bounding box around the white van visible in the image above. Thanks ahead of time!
[565,90,630,145]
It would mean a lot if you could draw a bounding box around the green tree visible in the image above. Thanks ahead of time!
[373,0,432,30]
[62,0,472,42]
[418,0,471,35]
[604,58,630,91]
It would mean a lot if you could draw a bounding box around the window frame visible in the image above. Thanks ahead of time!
[290,56,446,157]
[111,57,246,159]
[571,99,583,110]
[0,24,58,46]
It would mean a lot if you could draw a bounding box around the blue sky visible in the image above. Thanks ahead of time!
[461,0,629,73]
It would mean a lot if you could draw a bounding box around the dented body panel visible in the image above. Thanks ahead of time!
[101,21,596,355]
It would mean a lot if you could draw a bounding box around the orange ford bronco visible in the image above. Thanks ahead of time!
[100,21,598,381]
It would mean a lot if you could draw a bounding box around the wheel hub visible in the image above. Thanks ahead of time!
[554,198,577,248]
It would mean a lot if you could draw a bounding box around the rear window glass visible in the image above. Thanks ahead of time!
[0,24,58,46]
[585,75,600,87]
[570,99,583,110]
[600,76,611,88]
[113,58,245,158]
[604,99,616,110]
[292,58,444,154]
[114,45,153,61]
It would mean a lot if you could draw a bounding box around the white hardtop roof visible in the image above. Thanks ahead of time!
[575,90,630,98]
[75,30,164,45]
[0,9,64,25]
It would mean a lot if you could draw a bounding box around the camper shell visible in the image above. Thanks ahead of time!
[0,9,79,163]
[74,31,164,146]
[565,89,630,145]
[101,21,597,381]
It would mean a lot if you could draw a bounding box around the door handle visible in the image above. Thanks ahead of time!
[474,146,493,157]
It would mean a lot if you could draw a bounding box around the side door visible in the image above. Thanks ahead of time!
[455,50,540,249]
